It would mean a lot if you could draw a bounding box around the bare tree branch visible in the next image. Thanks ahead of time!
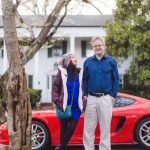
[42,0,49,15]
[16,11,35,38]
[47,5,68,39]
[32,0,40,15]
[22,0,71,65]
[97,0,108,7]
[83,0,103,15]
[14,0,20,11]
[22,3,37,15]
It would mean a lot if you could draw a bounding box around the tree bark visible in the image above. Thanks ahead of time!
[0,101,7,125]
[1,0,32,150]
[0,72,7,124]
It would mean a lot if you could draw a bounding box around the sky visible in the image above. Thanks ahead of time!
[0,0,116,15]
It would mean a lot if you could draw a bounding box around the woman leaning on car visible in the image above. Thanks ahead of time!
[51,53,85,150]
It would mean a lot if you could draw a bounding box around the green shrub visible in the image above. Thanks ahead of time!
[119,75,150,99]
[0,147,8,150]
[0,88,42,109]
[119,86,150,99]
[28,89,42,108]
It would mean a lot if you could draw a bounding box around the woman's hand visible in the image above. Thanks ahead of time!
[83,96,87,102]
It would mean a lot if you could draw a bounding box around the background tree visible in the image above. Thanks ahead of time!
[105,0,150,98]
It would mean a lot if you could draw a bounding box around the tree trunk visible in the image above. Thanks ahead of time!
[1,1,32,150]
[0,101,7,125]
[0,72,7,124]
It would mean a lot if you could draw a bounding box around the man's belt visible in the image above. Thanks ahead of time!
[89,92,108,97]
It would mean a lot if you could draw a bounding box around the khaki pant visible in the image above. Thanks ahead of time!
[83,95,112,150]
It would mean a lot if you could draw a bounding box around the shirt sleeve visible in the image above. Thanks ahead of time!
[110,59,119,98]
[83,59,89,96]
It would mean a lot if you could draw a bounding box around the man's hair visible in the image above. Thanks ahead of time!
[90,36,105,46]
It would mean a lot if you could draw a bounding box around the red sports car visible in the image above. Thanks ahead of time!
[0,93,150,150]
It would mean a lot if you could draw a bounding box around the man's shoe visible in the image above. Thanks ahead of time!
[55,147,60,150]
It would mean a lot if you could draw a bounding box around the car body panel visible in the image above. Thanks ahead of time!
[0,93,150,146]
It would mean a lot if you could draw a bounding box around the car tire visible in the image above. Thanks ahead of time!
[135,117,150,150]
[32,120,51,150]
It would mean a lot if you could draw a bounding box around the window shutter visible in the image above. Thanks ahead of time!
[48,47,52,57]
[1,49,4,58]
[81,40,86,57]
[62,41,67,54]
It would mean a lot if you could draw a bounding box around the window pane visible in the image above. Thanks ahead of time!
[48,47,52,57]
[28,75,33,89]
[52,45,62,57]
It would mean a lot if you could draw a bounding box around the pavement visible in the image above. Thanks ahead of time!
[0,144,145,150]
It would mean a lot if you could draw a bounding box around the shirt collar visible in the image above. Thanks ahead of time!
[92,54,108,60]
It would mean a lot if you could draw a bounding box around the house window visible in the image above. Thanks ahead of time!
[81,41,86,57]
[47,41,67,58]
[47,75,50,89]
[52,45,62,56]
[28,75,33,89]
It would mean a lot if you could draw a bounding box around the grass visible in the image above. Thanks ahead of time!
[0,146,8,150]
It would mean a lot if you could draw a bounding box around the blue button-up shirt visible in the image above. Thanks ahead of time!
[83,54,119,98]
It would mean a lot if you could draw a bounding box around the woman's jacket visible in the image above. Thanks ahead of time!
[51,66,85,112]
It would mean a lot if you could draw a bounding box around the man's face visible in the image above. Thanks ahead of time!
[92,39,105,55]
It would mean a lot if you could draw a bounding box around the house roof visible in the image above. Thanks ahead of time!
[0,15,113,28]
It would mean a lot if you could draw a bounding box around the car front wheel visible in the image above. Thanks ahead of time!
[135,117,150,149]
[32,120,51,150]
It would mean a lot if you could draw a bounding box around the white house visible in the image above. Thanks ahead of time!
[0,15,132,103]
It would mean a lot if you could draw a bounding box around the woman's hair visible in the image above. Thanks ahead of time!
[67,61,80,81]
[57,53,74,68]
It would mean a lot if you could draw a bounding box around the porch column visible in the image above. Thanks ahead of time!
[34,51,39,89]
[70,36,75,54]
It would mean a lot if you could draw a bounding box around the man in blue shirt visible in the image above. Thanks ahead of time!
[83,37,119,150]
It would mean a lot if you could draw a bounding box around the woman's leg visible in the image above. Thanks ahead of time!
[60,118,69,144]
[60,118,78,149]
